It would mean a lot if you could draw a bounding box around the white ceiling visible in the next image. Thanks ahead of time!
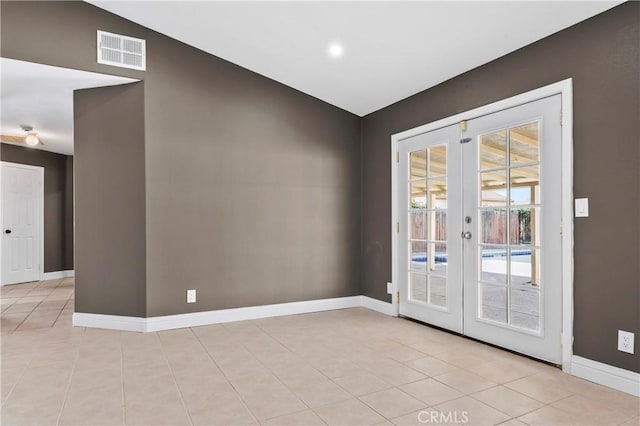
[1,59,137,155]
[88,1,621,116]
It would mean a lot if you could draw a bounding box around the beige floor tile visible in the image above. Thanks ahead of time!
[433,369,497,394]
[391,408,440,426]
[434,396,510,426]
[504,373,576,403]
[551,394,635,425]
[186,390,257,425]
[294,379,352,408]
[242,388,307,420]
[2,390,66,426]
[360,388,427,419]
[404,356,458,377]
[273,364,327,390]
[519,405,592,426]
[314,398,385,426]
[263,409,325,425]
[334,372,393,397]
[125,389,190,425]
[497,419,527,425]
[576,384,640,419]
[374,363,427,386]
[471,385,544,417]
[400,378,463,406]
[58,384,124,425]
[621,415,640,425]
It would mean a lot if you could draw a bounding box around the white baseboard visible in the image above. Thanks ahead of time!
[361,295,396,316]
[570,355,640,397]
[74,295,366,332]
[42,270,74,280]
[73,312,146,332]
[146,296,362,332]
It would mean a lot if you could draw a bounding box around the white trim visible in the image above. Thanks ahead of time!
[570,356,640,397]
[73,312,146,332]
[73,296,364,332]
[361,295,396,316]
[391,135,400,316]
[1,162,45,285]
[390,79,574,367]
[42,270,75,280]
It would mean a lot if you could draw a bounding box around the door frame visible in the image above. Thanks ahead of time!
[391,79,573,370]
[0,161,45,285]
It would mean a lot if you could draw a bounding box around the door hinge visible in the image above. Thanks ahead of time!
[396,291,400,304]
[560,112,563,126]
[396,222,400,233]
[460,120,467,132]
[396,152,400,163]
[560,221,563,236]
[560,332,563,346]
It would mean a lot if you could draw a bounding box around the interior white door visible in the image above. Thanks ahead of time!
[462,95,563,363]
[1,162,43,285]
[396,95,563,364]
[398,124,463,332]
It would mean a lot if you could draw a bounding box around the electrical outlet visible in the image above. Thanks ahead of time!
[186,289,196,304]
[387,282,393,294]
[618,330,634,354]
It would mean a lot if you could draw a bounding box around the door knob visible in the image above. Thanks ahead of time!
[4,229,11,234]
[461,231,472,240]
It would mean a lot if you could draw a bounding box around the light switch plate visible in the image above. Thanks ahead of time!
[387,282,393,295]
[186,289,196,304]
[575,198,589,217]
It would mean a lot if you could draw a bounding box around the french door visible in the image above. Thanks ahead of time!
[398,95,562,363]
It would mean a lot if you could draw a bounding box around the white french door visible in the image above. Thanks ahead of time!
[397,94,563,363]
[1,162,44,285]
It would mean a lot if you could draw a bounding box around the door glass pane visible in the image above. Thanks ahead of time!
[428,145,447,177]
[428,242,447,275]
[432,211,447,241]
[410,242,428,272]
[480,170,507,207]
[509,166,539,205]
[410,180,427,209]
[480,246,508,284]
[410,272,427,304]
[510,208,539,246]
[429,275,447,308]
[510,122,539,165]
[511,248,540,287]
[428,178,447,209]
[480,208,507,245]
[410,150,427,179]
[410,212,427,240]
[480,129,507,169]
[510,288,540,331]
[479,283,507,324]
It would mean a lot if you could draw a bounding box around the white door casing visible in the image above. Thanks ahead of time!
[392,80,573,367]
[1,162,44,285]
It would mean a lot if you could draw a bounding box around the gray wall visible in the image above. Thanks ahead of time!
[74,82,147,317]
[361,2,639,372]
[1,1,361,317]
[0,143,74,272]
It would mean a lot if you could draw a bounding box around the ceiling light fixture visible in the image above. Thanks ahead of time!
[20,125,42,147]
[328,43,344,58]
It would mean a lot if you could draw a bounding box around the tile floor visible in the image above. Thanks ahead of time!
[1,279,638,426]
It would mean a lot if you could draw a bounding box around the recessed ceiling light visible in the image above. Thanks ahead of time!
[328,43,343,58]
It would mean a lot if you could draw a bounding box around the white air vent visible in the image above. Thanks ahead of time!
[97,30,146,71]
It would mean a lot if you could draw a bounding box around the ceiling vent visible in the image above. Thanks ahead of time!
[97,30,146,71]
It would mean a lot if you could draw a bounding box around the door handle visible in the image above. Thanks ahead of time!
[4,229,11,234]
[461,231,472,240]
